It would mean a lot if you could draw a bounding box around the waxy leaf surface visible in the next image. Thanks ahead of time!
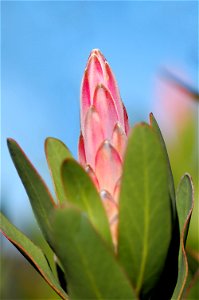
[51,206,137,300]
[0,213,68,300]
[45,138,72,203]
[172,174,194,300]
[150,113,176,222]
[7,139,55,244]
[118,124,171,296]
[149,114,179,299]
[61,159,112,248]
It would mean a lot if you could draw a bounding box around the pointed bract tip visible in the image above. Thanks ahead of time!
[114,122,125,134]
[88,49,106,64]
[90,48,103,57]
[103,139,111,148]
[100,189,111,200]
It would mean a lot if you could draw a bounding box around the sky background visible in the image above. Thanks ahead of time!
[1,1,198,228]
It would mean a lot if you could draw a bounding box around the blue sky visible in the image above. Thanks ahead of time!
[1,1,197,227]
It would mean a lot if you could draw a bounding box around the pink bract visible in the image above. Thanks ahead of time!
[78,49,130,245]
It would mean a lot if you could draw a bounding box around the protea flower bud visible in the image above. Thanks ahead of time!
[78,49,130,244]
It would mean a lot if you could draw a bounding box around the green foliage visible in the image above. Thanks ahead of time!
[1,116,196,299]
[51,206,137,300]
[7,139,55,245]
[0,213,67,300]
[45,137,72,203]
[118,123,171,296]
[150,113,176,222]
[172,175,194,300]
[61,159,112,248]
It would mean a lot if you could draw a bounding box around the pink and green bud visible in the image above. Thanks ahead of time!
[78,49,130,243]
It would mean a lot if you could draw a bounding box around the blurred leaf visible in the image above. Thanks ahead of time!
[168,118,198,252]
[45,138,72,204]
[118,123,171,297]
[172,174,194,300]
[7,139,55,244]
[185,248,199,299]
[186,248,199,275]
[0,212,68,300]
[54,255,68,294]
[177,175,194,240]
[160,68,199,102]
[183,252,199,299]
[184,270,199,299]
[150,113,176,222]
[51,206,137,300]
[61,159,112,248]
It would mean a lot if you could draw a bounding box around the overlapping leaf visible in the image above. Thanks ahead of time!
[118,123,172,297]
[61,159,112,248]
[149,114,179,299]
[45,138,72,203]
[172,174,194,300]
[51,206,137,300]
[150,113,176,221]
[184,270,199,299]
[7,139,55,244]
[0,212,68,300]
[183,249,199,298]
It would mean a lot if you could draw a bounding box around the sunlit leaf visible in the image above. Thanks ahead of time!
[150,113,176,222]
[149,114,179,299]
[118,123,172,297]
[45,137,72,204]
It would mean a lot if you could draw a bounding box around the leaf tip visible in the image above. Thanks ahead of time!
[7,137,16,148]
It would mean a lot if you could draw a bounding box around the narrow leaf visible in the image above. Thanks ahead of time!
[0,213,68,300]
[149,115,179,299]
[118,123,172,296]
[7,139,55,244]
[150,113,176,222]
[172,174,194,300]
[61,159,112,248]
[51,206,138,300]
[45,138,72,203]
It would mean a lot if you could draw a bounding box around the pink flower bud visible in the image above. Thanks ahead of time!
[79,49,130,244]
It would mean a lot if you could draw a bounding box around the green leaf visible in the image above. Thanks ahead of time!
[7,139,55,244]
[61,159,112,248]
[172,174,194,300]
[149,218,180,300]
[54,255,68,293]
[0,212,68,300]
[51,206,138,300]
[118,123,172,296]
[150,113,176,222]
[186,248,199,275]
[184,270,199,299]
[149,114,179,299]
[45,138,72,204]
[183,250,199,299]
